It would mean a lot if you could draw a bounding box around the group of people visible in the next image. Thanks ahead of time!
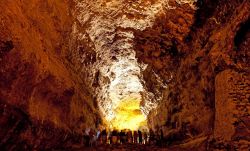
[100,129,148,145]
[83,128,161,147]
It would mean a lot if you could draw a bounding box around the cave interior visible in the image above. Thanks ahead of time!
[0,0,249,150]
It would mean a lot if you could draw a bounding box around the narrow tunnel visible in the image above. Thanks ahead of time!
[0,0,249,150]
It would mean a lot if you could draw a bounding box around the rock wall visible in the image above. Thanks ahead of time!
[0,0,101,150]
[138,0,250,149]
[0,0,249,150]
[213,69,250,150]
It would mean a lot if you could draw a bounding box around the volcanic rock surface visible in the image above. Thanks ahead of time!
[0,0,101,150]
[0,0,249,150]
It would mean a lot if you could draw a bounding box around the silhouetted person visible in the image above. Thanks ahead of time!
[111,130,118,144]
[108,130,112,144]
[143,131,148,144]
[120,130,126,144]
[101,129,107,144]
[133,131,138,144]
[138,130,142,144]
[127,130,133,143]
[84,128,90,147]
[119,130,122,144]
[149,129,155,145]
[96,129,101,145]
[160,129,164,146]
[89,129,95,146]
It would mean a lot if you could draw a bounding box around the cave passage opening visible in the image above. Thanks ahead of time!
[74,0,198,131]
[102,58,148,131]
[110,97,147,131]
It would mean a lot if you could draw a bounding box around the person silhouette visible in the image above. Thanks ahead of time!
[138,130,142,144]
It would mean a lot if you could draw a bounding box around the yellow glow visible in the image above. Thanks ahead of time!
[110,98,147,130]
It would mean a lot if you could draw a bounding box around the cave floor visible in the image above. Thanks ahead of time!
[73,144,182,151]
[70,136,208,151]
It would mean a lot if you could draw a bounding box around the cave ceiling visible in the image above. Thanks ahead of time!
[72,0,197,130]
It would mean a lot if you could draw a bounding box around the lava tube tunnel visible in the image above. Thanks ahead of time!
[0,0,249,150]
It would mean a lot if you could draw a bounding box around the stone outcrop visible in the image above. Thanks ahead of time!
[141,0,250,149]
[213,70,250,150]
[0,0,101,150]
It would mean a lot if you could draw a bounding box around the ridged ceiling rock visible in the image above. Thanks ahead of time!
[72,0,197,129]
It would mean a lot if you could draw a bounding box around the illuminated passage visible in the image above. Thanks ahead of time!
[111,97,147,130]
[106,58,147,130]
[74,0,197,131]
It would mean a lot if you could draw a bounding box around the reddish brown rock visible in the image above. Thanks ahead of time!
[136,0,250,150]
[0,0,249,150]
[0,0,101,150]
[214,69,250,150]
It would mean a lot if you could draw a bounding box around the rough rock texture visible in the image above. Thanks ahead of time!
[0,0,249,150]
[213,69,250,150]
[140,0,250,150]
[0,0,101,150]
[70,0,197,129]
